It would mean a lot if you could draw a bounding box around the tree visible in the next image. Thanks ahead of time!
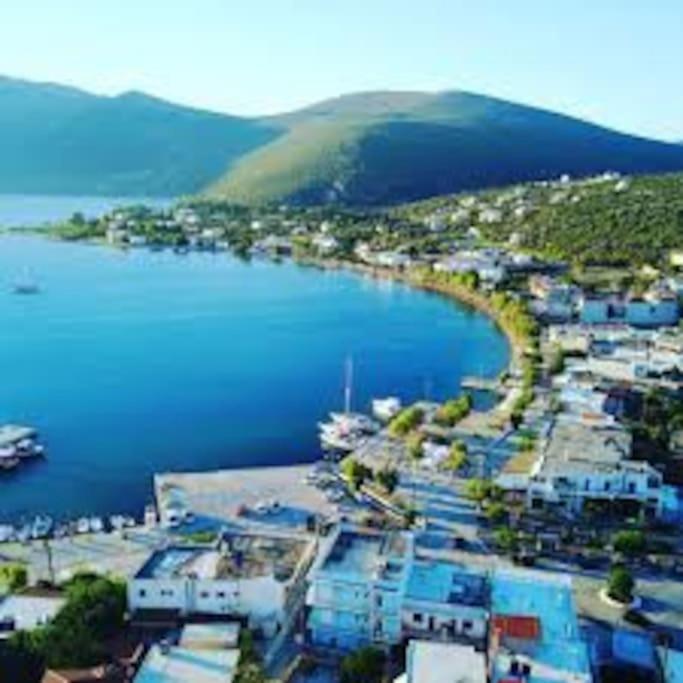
[607,565,635,604]
[376,468,399,494]
[465,478,500,503]
[388,405,424,438]
[612,529,647,557]
[406,432,425,461]
[494,526,518,553]
[443,441,468,472]
[0,563,28,592]
[486,502,508,524]
[548,346,566,375]
[341,457,372,491]
[434,394,472,427]
[1,632,45,683]
[340,646,386,683]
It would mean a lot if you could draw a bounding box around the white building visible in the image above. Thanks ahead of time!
[515,420,664,518]
[128,533,314,631]
[305,526,488,651]
[0,593,65,639]
[395,640,487,683]
[311,234,339,256]
[134,623,240,683]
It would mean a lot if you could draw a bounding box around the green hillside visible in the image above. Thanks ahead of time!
[207,91,683,206]
[0,76,279,197]
[4,78,683,204]
[396,172,683,267]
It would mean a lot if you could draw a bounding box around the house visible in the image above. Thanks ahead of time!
[579,292,680,328]
[305,526,488,652]
[128,532,313,632]
[0,592,65,639]
[311,234,339,256]
[669,250,683,269]
[517,420,664,518]
[306,527,412,649]
[395,640,487,683]
[134,623,240,683]
[401,560,488,645]
[489,570,592,683]
[625,292,679,327]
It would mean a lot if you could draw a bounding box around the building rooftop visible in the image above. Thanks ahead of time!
[319,528,410,581]
[136,534,308,582]
[404,560,487,608]
[0,594,65,637]
[532,419,644,478]
[179,623,240,650]
[134,645,239,683]
[491,569,591,683]
[404,640,486,683]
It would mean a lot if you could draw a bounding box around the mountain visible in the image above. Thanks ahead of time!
[208,91,683,205]
[0,76,278,197]
[4,77,683,203]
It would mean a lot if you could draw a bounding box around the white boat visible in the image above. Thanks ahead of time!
[31,515,53,539]
[0,446,19,471]
[372,396,402,422]
[12,269,40,295]
[109,515,125,531]
[89,517,104,533]
[0,525,15,543]
[76,517,90,535]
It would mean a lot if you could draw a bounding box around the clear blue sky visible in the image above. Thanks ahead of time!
[2,1,682,140]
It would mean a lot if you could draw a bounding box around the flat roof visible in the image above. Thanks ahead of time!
[534,420,642,477]
[134,645,239,683]
[320,528,408,581]
[179,623,240,650]
[491,569,591,683]
[0,595,65,636]
[404,560,486,607]
[406,640,486,683]
[136,534,308,582]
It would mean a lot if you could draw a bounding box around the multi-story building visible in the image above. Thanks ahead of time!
[305,527,412,649]
[128,532,314,632]
[305,526,488,651]
[516,420,663,518]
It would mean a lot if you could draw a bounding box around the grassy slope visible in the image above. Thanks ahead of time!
[207,91,683,206]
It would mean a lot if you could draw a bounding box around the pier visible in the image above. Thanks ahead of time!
[460,375,504,393]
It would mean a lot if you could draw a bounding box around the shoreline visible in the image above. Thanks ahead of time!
[296,255,522,374]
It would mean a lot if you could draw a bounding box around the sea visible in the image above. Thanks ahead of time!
[0,197,509,522]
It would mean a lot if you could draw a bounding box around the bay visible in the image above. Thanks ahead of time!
[0,234,509,521]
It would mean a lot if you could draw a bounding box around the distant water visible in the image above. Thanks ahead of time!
[0,235,509,522]
[0,194,172,228]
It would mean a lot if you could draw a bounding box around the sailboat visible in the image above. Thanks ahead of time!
[319,357,379,452]
[12,268,40,295]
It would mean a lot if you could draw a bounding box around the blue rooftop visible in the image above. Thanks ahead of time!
[405,561,486,607]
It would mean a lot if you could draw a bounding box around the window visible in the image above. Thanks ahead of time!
[463,620,473,631]
[217,591,226,599]
[138,589,146,598]
[160,589,174,597]
[200,591,209,599]
[604,481,611,491]
[627,482,636,494]
[413,612,423,623]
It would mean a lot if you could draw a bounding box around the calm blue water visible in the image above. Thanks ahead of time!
[0,234,509,522]
[0,194,172,228]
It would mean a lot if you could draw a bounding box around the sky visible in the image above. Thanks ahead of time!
[1,1,682,141]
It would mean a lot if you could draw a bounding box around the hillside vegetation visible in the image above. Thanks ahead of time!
[0,76,278,196]
[4,77,683,204]
[395,172,683,266]
[208,91,683,206]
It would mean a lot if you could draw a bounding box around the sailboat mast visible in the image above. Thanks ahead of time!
[344,356,353,414]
